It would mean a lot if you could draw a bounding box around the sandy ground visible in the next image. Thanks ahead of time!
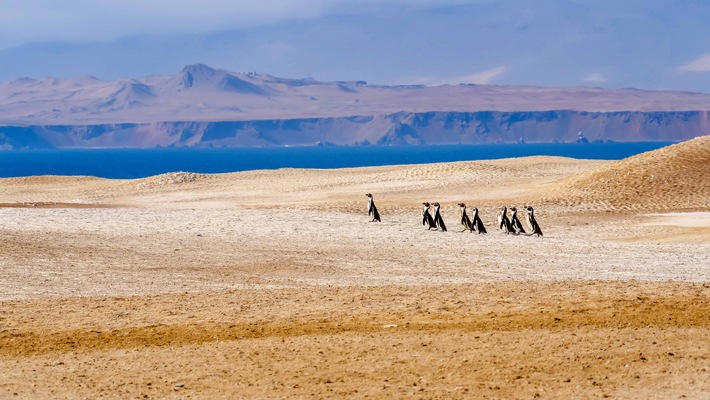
[1,139,709,398]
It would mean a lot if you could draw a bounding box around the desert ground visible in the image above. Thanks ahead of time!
[1,137,709,399]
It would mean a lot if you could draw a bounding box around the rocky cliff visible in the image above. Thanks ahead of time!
[1,110,708,149]
[2,65,710,149]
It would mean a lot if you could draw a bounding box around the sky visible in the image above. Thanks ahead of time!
[0,0,709,92]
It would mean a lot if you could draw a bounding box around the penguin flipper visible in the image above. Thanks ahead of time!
[475,218,487,234]
[424,213,434,228]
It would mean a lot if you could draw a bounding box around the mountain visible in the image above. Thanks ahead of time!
[1,65,710,149]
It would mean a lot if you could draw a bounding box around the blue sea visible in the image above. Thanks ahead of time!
[0,142,675,179]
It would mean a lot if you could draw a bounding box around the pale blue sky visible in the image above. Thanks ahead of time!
[1,0,709,92]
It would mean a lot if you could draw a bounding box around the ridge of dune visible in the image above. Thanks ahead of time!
[542,136,710,211]
[132,171,213,188]
[0,156,602,208]
[1,175,104,186]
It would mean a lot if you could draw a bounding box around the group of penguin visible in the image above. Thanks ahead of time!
[365,193,543,237]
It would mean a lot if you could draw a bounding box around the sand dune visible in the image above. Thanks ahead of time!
[0,156,602,211]
[1,141,709,398]
[538,135,710,211]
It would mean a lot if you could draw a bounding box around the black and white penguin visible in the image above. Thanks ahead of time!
[525,206,543,237]
[365,193,381,222]
[422,202,436,230]
[433,202,447,232]
[498,206,513,234]
[471,207,487,234]
[458,203,473,232]
[509,207,526,235]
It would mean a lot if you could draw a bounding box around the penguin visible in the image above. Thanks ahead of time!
[525,206,543,237]
[471,207,487,234]
[458,203,473,232]
[498,206,513,234]
[365,193,381,222]
[433,202,447,232]
[422,202,436,230]
[509,207,526,235]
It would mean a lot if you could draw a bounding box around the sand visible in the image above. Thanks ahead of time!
[1,138,709,398]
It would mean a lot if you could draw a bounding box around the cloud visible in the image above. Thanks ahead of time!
[582,72,608,84]
[454,66,509,84]
[677,54,710,72]
[0,0,326,46]
[400,66,509,86]
[0,0,489,48]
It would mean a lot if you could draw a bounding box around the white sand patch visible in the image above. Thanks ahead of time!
[642,212,710,228]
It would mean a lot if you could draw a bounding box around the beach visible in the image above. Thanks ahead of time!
[1,137,709,398]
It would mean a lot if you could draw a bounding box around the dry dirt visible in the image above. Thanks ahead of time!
[1,138,709,399]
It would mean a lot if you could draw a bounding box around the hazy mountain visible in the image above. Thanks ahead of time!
[1,64,709,149]
[2,64,710,125]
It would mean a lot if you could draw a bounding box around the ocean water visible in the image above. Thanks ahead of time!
[0,142,675,179]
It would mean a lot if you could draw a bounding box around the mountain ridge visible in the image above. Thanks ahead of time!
[1,65,710,148]
[3,64,710,125]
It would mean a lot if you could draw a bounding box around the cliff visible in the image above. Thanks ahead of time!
[1,110,708,149]
[1,64,710,149]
